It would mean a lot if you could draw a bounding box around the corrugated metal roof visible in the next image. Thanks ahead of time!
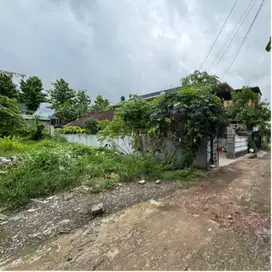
[64,110,114,127]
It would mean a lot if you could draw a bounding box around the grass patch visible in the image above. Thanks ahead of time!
[0,139,204,211]
[161,168,204,181]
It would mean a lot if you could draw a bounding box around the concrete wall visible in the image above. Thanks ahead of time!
[60,134,134,154]
[193,138,208,169]
[60,133,212,169]
[227,127,248,158]
[235,135,248,156]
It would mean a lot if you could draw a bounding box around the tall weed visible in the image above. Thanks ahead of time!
[0,136,24,154]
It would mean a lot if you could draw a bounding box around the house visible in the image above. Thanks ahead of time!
[19,102,58,134]
[136,84,262,110]
[21,114,51,128]
[217,86,262,108]
[64,110,114,127]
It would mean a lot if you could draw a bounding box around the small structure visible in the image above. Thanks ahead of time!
[21,114,51,129]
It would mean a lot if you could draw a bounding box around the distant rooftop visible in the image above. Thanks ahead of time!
[64,110,114,127]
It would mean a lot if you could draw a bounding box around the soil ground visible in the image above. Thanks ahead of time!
[0,152,270,270]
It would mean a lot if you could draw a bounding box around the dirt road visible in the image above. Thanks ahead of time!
[1,153,271,270]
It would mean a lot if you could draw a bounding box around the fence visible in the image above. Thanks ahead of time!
[59,133,215,169]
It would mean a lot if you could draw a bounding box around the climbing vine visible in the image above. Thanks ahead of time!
[99,87,227,168]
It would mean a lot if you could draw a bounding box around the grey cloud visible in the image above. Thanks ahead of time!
[0,0,270,105]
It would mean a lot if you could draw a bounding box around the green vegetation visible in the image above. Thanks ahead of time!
[0,136,24,154]
[180,70,220,92]
[89,95,110,112]
[0,96,24,137]
[0,138,203,210]
[228,87,271,148]
[56,126,86,134]
[83,118,100,134]
[99,86,227,168]
[0,74,18,99]
[19,76,47,113]
[48,79,92,125]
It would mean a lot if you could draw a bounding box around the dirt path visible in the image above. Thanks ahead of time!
[1,153,270,270]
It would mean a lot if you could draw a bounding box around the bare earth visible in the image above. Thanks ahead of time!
[0,153,271,270]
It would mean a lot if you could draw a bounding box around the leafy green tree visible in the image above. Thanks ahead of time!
[229,87,269,126]
[19,76,47,113]
[0,74,18,99]
[90,95,110,112]
[83,118,99,134]
[48,79,94,124]
[75,90,91,118]
[54,102,78,125]
[100,88,227,167]
[229,87,271,147]
[181,70,220,92]
[0,96,24,136]
[48,78,76,109]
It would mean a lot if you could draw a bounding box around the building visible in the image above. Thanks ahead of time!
[21,114,51,130]
[64,110,114,127]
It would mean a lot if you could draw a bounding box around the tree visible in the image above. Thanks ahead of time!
[48,78,76,109]
[181,70,220,92]
[229,87,271,147]
[54,102,78,125]
[90,95,110,112]
[75,90,91,118]
[48,79,76,124]
[48,79,94,124]
[0,96,24,137]
[19,76,47,113]
[100,88,227,167]
[0,74,18,99]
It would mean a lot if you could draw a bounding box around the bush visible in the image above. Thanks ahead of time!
[31,123,46,140]
[0,140,203,210]
[56,126,86,134]
[83,118,99,134]
[0,136,24,153]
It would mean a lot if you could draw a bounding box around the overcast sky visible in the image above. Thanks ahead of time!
[0,0,271,111]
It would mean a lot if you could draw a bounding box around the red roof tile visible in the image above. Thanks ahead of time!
[64,110,114,127]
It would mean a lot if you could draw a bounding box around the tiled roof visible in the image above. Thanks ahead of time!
[64,110,114,127]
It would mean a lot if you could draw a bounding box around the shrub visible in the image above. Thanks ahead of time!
[0,136,24,153]
[31,123,45,141]
[83,118,99,134]
[56,126,86,134]
[0,140,203,210]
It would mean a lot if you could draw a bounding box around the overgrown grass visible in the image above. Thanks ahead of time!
[0,138,204,210]
[0,136,24,156]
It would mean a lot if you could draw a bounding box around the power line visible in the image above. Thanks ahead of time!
[222,0,266,80]
[199,0,239,71]
[209,0,256,74]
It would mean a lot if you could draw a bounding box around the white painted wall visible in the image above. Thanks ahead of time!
[60,133,211,169]
[235,135,248,152]
[60,133,135,154]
